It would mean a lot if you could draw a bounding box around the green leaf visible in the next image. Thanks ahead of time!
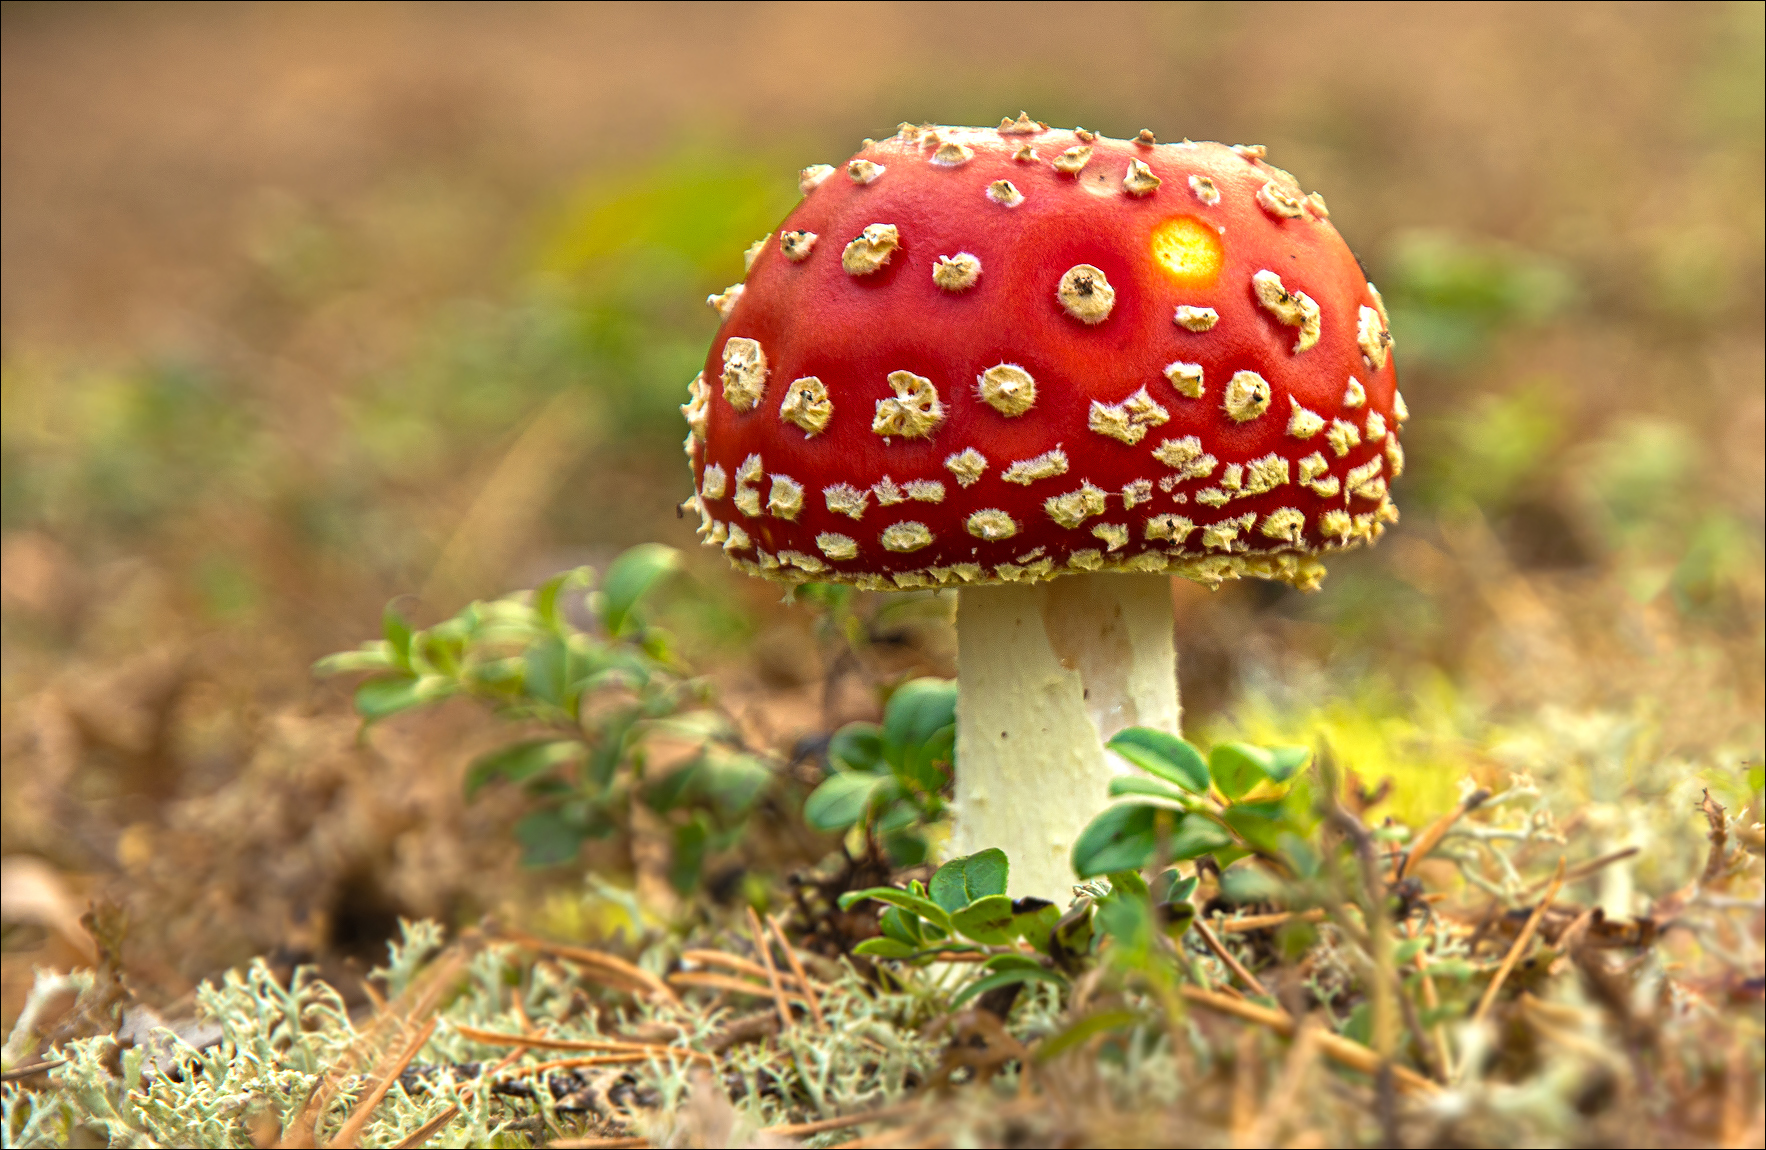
[881,829,929,866]
[669,816,709,895]
[836,887,952,934]
[1222,800,1289,852]
[464,739,586,799]
[697,752,772,819]
[1011,900,1062,951]
[1171,815,1236,860]
[1263,745,1312,782]
[950,967,1065,1008]
[852,937,919,960]
[950,894,1016,945]
[354,675,453,720]
[382,603,415,671]
[535,567,590,632]
[880,678,957,764]
[601,544,681,637]
[312,642,396,677]
[929,848,1010,913]
[1071,803,1158,879]
[879,906,923,947]
[804,771,885,831]
[514,809,588,867]
[982,953,1044,972]
[1153,871,1200,904]
[1210,742,1271,800]
[1036,1009,1141,1061]
[1107,775,1193,803]
[828,722,885,773]
[1107,728,1210,794]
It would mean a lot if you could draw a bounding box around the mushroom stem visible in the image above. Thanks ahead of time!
[952,573,1182,900]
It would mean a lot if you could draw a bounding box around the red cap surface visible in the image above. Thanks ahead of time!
[682,118,1404,592]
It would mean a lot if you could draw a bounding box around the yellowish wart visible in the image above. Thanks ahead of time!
[1092,522,1130,551]
[780,231,818,262]
[1342,377,1366,408]
[966,509,1018,541]
[1256,180,1306,219]
[1002,447,1069,484]
[1053,146,1094,174]
[1058,265,1115,324]
[1252,269,1321,353]
[848,159,886,185]
[1326,419,1361,457]
[932,142,974,168]
[1163,360,1205,399]
[721,337,768,411]
[933,252,983,292]
[872,371,945,439]
[799,165,835,194]
[1223,370,1273,423]
[1124,160,1162,196]
[1357,305,1392,370]
[1259,507,1305,545]
[945,447,988,487]
[1288,397,1325,439]
[1152,436,1218,480]
[779,376,832,436]
[700,463,727,500]
[881,522,934,552]
[842,223,900,275]
[823,483,869,520]
[1146,514,1197,543]
[975,364,1036,416]
[817,533,858,561]
[1174,305,1219,331]
[707,284,744,319]
[1188,175,1221,206]
[1089,387,1171,445]
[1122,478,1154,508]
[987,180,1024,207]
[1045,483,1108,529]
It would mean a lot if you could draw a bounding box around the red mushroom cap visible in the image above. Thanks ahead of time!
[682,119,1404,592]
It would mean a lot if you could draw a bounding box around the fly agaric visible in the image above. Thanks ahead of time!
[681,118,1403,899]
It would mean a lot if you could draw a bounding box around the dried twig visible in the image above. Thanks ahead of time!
[502,929,679,1005]
[769,912,827,1028]
[331,1017,437,1149]
[747,905,795,1030]
[666,971,811,1003]
[1179,987,1439,1097]
[680,948,821,990]
[1215,909,1328,933]
[1193,915,1273,999]
[1473,857,1566,1027]
[0,1059,66,1083]
[453,1025,692,1055]
[1401,788,1490,880]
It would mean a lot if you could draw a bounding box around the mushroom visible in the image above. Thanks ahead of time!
[682,122,1403,899]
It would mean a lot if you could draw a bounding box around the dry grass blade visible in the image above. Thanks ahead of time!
[667,971,811,1002]
[0,1059,67,1082]
[1180,987,1439,1097]
[1215,908,1327,933]
[1400,787,1490,880]
[277,941,470,1148]
[497,1051,709,1077]
[680,947,821,990]
[768,912,827,1028]
[746,905,795,1030]
[390,1103,458,1150]
[762,1102,918,1137]
[1473,857,1566,1027]
[503,928,679,1004]
[1193,915,1274,999]
[547,1138,651,1149]
[453,1024,691,1055]
[1525,845,1640,893]
[330,1017,438,1149]
[1244,1017,1322,1147]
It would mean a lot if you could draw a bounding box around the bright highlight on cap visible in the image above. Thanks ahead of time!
[1149,215,1223,286]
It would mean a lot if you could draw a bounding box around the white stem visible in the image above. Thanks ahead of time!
[952,573,1181,901]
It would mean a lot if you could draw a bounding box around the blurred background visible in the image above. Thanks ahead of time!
[2,2,1761,1020]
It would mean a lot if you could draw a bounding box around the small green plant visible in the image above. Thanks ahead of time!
[316,545,773,886]
[801,677,956,865]
[837,847,1198,1009]
[1072,729,1316,886]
